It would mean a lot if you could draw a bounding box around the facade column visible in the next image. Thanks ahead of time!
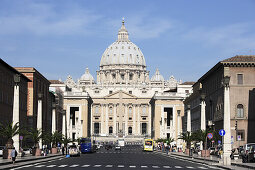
[105,104,109,135]
[148,104,151,137]
[52,103,56,134]
[177,110,181,147]
[223,76,231,165]
[137,105,140,135]
[200,93,206,151]
[12,74,20,151]
[125,105,128,136]
[160,105,164,138]
[62,111,66,137]
[90,105,93,136]
[37,93,43,149]
[187,105,191,132]
[100,104,104,135]
[133,105,136,135]
[113,104,117,135]
[66,106,70,138]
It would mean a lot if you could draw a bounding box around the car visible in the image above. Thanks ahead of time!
[0,146,5,157]
[115,145,121,151]
[240,143,255,163]
[209,147,216,155]
[105,144,112,150]
[69,145,80,157]
[23,148,31,155]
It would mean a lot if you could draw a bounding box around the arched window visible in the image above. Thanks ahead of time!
[109,126,113,134]
[142,106,146,115]
[109,107,113,114]
[128,127,132,135]
[237,104,244,118]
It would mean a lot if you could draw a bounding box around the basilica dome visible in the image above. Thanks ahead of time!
[100,20,146,67]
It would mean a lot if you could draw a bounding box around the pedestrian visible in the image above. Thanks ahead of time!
[11,147,17,164]
[62,147,65,155]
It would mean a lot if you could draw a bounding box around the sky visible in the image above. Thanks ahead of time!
[1,0,255,82]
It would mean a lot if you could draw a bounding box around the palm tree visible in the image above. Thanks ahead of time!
[27,128,43,148]
[51,131,62,148]
[62,136,72,155]
[178,131,193,149]
[0,122,20,149]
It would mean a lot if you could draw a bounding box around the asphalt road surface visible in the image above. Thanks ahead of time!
[10,145,222,170]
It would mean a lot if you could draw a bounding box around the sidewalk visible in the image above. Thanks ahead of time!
[156,150,255,170]
[0,153,63,169]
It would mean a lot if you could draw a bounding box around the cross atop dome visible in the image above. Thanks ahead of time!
[118,18,129,42]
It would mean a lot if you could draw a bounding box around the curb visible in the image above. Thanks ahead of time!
[231,163,255,170]
[0,154,63,168]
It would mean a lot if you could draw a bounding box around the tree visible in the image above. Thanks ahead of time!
[51,131,62,148]
[178,131,193,149]
[27,128,43,148]
[0,122,20,148]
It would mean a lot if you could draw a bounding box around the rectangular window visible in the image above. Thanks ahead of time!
[236,130,245,141]
[129,117,132,120]
[109,90,113,94]
[185,90,189,93]
[129,91,132,94]
[237,74,243,85]
[142,123,147,134]
[94,123,100,134]
[109,117,112,120]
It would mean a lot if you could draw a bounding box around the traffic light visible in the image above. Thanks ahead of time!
[235,120,238,130]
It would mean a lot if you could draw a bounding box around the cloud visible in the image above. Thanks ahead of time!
[182,22,255,54]
[0,1,102,36]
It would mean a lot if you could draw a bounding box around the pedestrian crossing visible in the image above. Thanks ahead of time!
[97,151,152,154]
[13,164,218,169]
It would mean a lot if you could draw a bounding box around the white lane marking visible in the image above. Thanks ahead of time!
[47,160,53,163]
[35,165,46,167]
[47,165,56,167]
[106,165,113,167]
[130,165,136,168]
[59,165,68,167]
[94,165,102,167]
[118,165,125,168]
[82,165,90,167]
[152,166,160,168]
[175,166,182,168]
[163,166,171,168]
[70,164,79,167]
[33,163,41,165]
[58,158,63,160]
[198,167,208,169]
[141,166,148,168]
[186,167,195,169]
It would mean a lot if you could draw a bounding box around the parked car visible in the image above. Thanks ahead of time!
[0,146,5,157]
[209,147,216,155]
[115,144,121,151]
[69,145,80,157]
[23,148,31,155]
[240,143,255,163]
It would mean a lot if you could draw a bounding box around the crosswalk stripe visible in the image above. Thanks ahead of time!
[175,166,182,168]
[129,165,136,168]
[163,166,171,168]
[186,166,195,169]
[152,166,160,168]
[118,165,125,168]
[198,167,208,169]
[59,165,68,167]
[47,165,56,167]
[70,164,79,167]
[106,165,113,167]
[141,165,148,168]
[35,165,45,167]
[82,165,90,167]
[94,165,102,167]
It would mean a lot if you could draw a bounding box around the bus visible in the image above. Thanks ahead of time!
[80,137,96,153]
[144,139,153,152]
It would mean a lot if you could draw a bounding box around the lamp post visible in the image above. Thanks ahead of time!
[222,76,231,165]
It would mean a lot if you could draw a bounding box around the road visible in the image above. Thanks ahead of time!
[11,145,222,170]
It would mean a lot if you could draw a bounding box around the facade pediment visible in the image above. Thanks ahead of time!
[104,90,138,99]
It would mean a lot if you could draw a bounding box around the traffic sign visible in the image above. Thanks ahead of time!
[19,136,23,141]
[237,135,241,141]
[212,140,215,143]
[219,129,225,136]
[207,133,213,139]
[218,140,221,144]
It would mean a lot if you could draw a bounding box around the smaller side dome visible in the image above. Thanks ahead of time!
[80,68,95,83]
[151,69,164,81]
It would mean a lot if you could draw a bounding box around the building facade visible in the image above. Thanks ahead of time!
[184,55,255,148]
[0,59,30,146]
[63,20,193,144]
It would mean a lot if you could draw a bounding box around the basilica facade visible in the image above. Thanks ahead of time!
[63,20,193,145]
